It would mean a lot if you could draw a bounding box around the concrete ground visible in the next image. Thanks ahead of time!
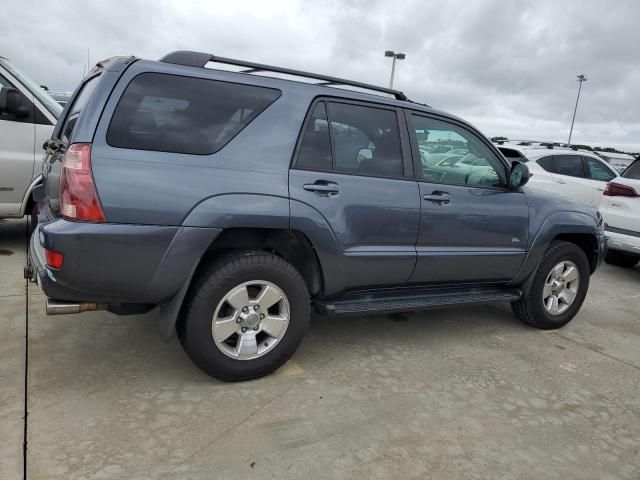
[1,218,639,480]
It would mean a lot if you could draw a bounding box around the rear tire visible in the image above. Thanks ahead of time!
[511,241,590,330]
[178,251,310,382]
[605,250,640,268]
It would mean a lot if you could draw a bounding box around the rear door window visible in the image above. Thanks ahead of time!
[552,155,585,178]
[60,75,100,144]
[328,102,403,177]
[107,73,281,155]
[296,102,332,171]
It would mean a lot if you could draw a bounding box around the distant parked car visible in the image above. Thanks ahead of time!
[0,56,62,219]
[448,148,468,155]
[49,91,72,108]
[498,144,619,208]
[600,159,640,268]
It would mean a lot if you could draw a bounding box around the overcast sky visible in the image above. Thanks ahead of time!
[2,0,639,151]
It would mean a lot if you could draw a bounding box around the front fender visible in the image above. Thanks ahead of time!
[509,210,600,286]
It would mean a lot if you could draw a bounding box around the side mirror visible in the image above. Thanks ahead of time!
[356,147,373,162]
[509,161,530,189]
[0,87,29,118]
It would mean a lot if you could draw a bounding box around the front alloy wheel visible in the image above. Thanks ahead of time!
[542,261,580,315]
[511,241,590,330]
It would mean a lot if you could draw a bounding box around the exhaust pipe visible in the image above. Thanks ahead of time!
[46,299,105,315]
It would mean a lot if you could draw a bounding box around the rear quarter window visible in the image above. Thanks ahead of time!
[535,156,553,171]
[622,160,640,179]
[106,73,281,155]
[60,74,100,143]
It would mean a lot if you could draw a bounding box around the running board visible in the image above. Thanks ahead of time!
[315,287,522,316]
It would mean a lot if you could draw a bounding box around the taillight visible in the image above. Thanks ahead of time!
[603,182,639,197]
[60,143,105,222]
[45,248,64,269]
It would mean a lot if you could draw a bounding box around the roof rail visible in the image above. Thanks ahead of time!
[160,50,409,101]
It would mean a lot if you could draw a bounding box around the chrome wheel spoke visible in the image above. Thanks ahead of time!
[226,286,250,311]
[213,316,239,343]
[560,288,576,305]
[261,314,288,338]
[549,295,560,314]
[551,263,564,280]
[256,285,283,310]
[562,266,579,284]
[543,283,553,299]
[236,332,258,357]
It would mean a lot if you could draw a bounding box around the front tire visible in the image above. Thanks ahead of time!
[512,241,590,330]
[178,252,310,382]
[605,250,640,268]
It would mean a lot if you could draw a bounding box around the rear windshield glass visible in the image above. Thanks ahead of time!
[107,73,281,155]
[60,75,100,144]
[622,160,640,179]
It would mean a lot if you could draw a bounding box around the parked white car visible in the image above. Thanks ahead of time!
[600,160,640,268]
[498,144,619,208]
[0,56,61,219]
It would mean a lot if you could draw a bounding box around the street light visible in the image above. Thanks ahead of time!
[385,50,406,89]
[567,74,588,146]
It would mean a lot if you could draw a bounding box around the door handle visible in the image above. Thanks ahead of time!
[423,191,451,204]
[303,182,339,195]
[554,179,566,184]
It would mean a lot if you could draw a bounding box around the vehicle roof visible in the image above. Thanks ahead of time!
[101,55,477,133]
[497,142,604,161]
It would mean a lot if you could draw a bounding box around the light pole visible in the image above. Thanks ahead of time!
[385,50,406,89]
[568,74,588,146]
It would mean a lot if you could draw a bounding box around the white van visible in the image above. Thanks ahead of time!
[0,56,61,218]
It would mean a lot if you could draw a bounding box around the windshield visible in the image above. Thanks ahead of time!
[0,57,63,119]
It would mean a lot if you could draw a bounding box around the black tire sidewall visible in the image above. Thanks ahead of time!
[527,243,590,329]
[180,254,310,381]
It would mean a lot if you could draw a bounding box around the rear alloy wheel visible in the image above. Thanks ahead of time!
[512,241,590,329]
[212,280,290,360]
[605,250,640,268]
[178,252,310,382]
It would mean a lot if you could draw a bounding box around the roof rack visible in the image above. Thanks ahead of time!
[160,50,409,101]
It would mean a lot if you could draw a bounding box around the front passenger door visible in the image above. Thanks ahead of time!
[408,113,529,284]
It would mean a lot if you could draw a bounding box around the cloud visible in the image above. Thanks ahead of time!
[1,0,638,151]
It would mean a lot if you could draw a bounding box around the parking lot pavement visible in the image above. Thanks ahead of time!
[1,220,638,479]
[0,219,28,480]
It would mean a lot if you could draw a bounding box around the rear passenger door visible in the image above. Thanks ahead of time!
[583,156,617,207]
[549,154,594,205]
[289,99,420,289]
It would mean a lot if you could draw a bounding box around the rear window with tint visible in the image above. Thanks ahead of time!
[622,160,640,179]
[107,73,281,155]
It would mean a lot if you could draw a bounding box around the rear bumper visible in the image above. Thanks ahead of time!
[29,218,221,304]
[605,228,640,256]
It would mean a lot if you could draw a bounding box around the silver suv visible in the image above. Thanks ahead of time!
[0,57,61,219]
